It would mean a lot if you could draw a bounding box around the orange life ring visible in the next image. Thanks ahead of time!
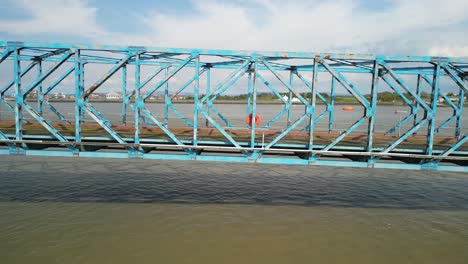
[246,113,261,127]
[342,106,354,111]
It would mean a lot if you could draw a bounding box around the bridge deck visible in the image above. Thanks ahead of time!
[0,122,465,150]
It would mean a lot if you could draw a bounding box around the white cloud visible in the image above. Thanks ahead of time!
[115,0,468,56]
[0,0,467,57]
[429,46,468,57]
[0,0,107,38]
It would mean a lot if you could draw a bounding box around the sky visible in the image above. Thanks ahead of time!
[0,0,466,97]
[0,0,467,56]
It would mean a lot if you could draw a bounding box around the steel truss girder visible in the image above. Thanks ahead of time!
[0,41,467,171]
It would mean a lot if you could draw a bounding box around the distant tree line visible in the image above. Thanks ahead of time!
[185,92,465,103]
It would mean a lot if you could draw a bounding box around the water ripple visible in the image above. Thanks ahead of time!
[0,156,467,210]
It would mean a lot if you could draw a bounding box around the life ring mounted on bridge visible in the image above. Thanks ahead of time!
[246,113,261,127]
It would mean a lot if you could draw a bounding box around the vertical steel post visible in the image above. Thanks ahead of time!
[205,67,211,127]
[247,70,252,117]
[13,48,23,152]
[308,59,318,151]
[328,77,336,133]
[426,63,440,155]
[134,53,141,146]
[80,62,85,124]
[36,60,43,115]
[74,49,82,144]
[413,74,422,127]
[366,60,380,152]
[455,88,464,138]
[164,66,169,128]
[193,54,200,147]
[121,65,127,125]
[287,70,294,126]
[250,60,258,148]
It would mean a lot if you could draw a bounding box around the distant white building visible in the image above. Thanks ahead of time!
[54,92,66,99]
[437,94,466,103]
[105,91,122,100]
[282,95,300,102]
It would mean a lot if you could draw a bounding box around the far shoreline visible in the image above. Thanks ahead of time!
[17,99,458,107]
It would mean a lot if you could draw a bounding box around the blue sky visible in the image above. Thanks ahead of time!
[0,0,467,56]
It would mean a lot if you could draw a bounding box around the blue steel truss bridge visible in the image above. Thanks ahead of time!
[0,41,467,171]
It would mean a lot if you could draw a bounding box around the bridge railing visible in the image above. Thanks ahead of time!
[0,41,467,171]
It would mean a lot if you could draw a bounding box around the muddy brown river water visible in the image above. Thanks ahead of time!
[0,156,467,263]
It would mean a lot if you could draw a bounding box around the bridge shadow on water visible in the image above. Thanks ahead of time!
[0,156,467,211]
